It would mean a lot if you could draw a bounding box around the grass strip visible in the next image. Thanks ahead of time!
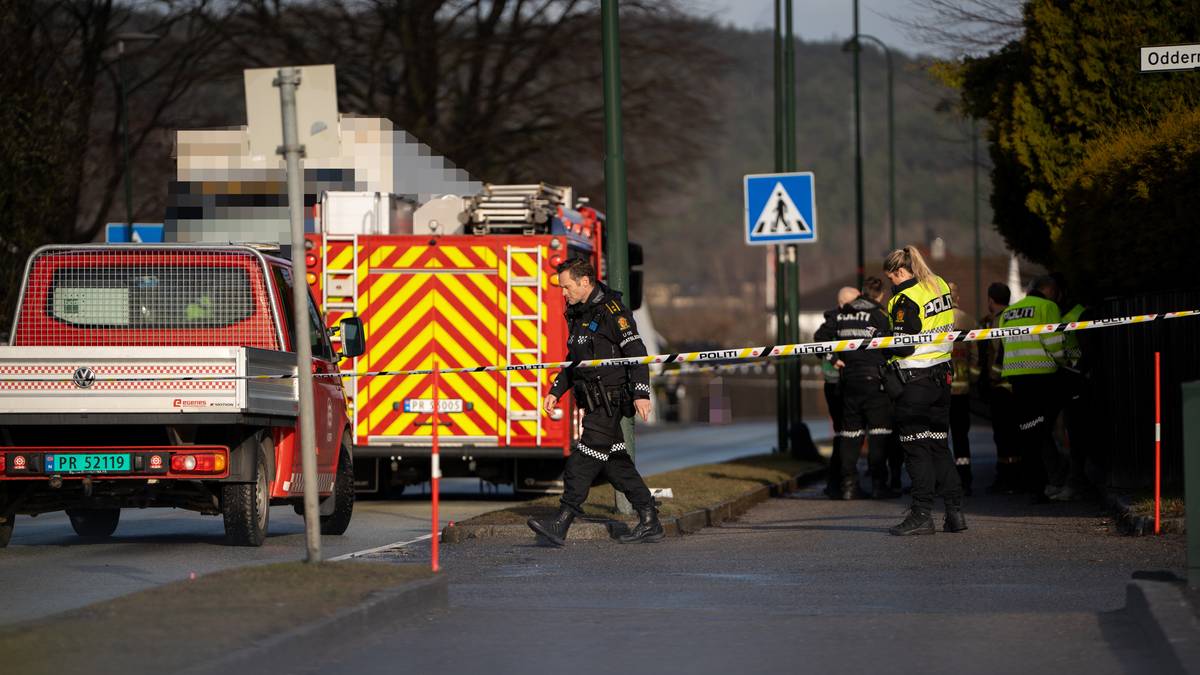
[461,452,824,526]
[0,561,431,675]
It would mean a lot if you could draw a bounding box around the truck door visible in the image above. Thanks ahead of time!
[272,266,342,486]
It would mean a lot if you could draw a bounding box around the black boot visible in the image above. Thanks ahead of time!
[889,507,935,536]
[527,506,575,546]
[619,506,665,544]
[944,508,968,533]
[840,477,862,501]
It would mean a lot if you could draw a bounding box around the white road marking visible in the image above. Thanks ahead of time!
[329,533,433,561]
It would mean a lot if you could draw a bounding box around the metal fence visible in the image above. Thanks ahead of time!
[1086,288,1200,490]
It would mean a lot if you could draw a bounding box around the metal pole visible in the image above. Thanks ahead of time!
[784,0,807,455]
[973,118,981,316]
[1183,381,1200,589]
[852,0,864,286]
[601,0,635,514]
[432,359,441,570]
[773,0,787,454]
[856,35,894,251]
[117,40,133,227]
[275,67,321,563]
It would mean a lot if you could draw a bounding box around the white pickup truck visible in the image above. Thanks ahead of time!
[0,244,365,546]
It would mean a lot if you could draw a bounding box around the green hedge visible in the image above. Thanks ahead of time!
[1056,106,1200,301]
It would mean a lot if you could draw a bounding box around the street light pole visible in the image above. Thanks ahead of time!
[972,118,982,316]
[112,32,160,228]
[601,0,635,514]
[773,0,788,454]
[851,0,864,287]
[853,34,894,252]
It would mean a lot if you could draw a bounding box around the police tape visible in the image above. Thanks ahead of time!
[0,309,1195,383]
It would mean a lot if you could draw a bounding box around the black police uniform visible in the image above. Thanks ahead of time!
[548,282,654,516]
[886,279,964,534]
[813,308,844,498]
[829,296,895,498]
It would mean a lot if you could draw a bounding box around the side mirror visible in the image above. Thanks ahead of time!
[338,317,366,359]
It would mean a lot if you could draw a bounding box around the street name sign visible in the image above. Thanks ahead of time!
[744,172,817,246]
[1140,43,1200,73]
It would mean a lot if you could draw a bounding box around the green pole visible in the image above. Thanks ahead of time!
[973,118,982,317]
[601,0,635,514]
[1184,381,1200,589]
[852,0,864,286]
[784,0,806,456]
[773,0,788,454]
[853,35,894,252]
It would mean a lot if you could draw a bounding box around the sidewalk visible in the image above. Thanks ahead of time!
[292,428,1191,675]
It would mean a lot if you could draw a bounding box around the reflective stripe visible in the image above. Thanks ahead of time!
[1018,415,1045,431]
[868,427,893,435]
[899,430,948,442]
[838,429,866,438]
[955,457,971,466]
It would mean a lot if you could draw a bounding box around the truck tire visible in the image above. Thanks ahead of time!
[222,436,270,547]
[66,508,120,538]
[320,444,354,536]
[0,517,12,548]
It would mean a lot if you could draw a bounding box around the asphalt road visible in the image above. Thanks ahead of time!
[0,420,812,626]
[301,428,1190,675]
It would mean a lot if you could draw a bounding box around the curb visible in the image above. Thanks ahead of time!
[1125,580,1200,674]
[181,574,448,675]
[441,466,827,544]
[1104,489,1187,536]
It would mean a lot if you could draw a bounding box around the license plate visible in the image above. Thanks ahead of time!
[46,453,131,473]
[403,398,464,413]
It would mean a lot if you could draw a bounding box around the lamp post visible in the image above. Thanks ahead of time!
[850,0,864,287]
[844,33,894,252]
[112,31,161,227]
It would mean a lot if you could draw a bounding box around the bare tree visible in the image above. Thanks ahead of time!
[894,0,1024,57]
[0,0,240,332]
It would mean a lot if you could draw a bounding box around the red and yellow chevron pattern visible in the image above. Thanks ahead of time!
[309,235,569,452]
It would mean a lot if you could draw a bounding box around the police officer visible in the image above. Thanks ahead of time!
[881,246,966,535]
[814,289,856,498]
[948,282,974,495]
[977,282,1021,493]
[526,257,661,546]
[828,278,897,499]
[999,275,1068,502]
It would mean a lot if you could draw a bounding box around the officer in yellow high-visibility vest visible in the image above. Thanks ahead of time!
[881,246,965,536]
[998,275,1068,502]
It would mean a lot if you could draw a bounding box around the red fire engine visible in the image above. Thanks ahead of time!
[304,184,621,495]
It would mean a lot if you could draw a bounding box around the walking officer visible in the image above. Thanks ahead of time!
[828,277,898,499]
[881,246,966,536]
[527,257,663,546]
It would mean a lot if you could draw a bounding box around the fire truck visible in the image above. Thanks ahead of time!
[305,184,636,495]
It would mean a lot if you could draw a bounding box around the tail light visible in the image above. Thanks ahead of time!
[0,455,5,472]
[170,453,227,474]
[305,253,318,267]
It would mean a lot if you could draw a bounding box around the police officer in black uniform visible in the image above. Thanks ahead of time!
[828,277,899,500]
[526,257,662,546]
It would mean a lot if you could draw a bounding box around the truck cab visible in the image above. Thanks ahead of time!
[0,244,364,547]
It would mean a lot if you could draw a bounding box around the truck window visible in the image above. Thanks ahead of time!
[48,266,253,329]
[272,266,336,361]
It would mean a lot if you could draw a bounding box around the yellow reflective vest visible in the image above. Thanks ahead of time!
[886,275,955,369]
[998,294,1065,377]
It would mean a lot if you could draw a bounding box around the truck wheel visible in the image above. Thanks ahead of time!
[222,437,270,547]
[320,444,354,536]
[66,508,120,538]
[0,517,12,547]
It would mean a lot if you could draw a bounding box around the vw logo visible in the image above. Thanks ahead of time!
[72,367,96,389]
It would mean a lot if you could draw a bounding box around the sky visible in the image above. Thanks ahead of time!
[691,0,933,57]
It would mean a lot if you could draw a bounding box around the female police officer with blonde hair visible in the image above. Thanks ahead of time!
[882,246,966,535]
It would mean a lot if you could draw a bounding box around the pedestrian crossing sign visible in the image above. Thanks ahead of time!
[743,172,817,246]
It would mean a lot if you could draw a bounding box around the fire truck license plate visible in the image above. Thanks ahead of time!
[46,453,130,473]
[403,399,464,413]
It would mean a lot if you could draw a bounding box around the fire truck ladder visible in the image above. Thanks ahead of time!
[470,184,571,235]
[505,245,544,446]
[322,234,361,433]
